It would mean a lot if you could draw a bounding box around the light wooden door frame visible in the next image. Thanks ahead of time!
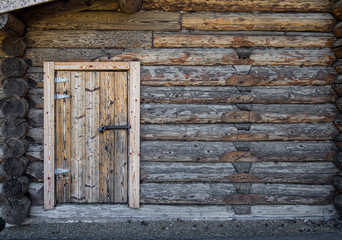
[43,62,140,209]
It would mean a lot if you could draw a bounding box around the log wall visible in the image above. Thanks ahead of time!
[0,0,340,217]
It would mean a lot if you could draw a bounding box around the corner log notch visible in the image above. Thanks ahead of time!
[0,13,26,38]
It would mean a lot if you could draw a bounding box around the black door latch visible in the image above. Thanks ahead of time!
[97,124,130,133]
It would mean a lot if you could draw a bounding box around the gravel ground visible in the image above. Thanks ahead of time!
[0,218,342,240]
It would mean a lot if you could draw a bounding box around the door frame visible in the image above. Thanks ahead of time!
[43,62,140,209]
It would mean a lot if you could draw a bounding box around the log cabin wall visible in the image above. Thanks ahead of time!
[0,0,342,218]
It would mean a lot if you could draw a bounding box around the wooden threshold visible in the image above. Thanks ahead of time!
[22,204,338,224]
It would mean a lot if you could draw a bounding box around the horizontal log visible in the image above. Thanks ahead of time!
[140,183,334,205]
[332,1,342,20]
[142,0,333,12]
[27,182,43,205]
[182,13,335,32]
[20,0,117,23]
[1,196,31,225]
[2,77,29,97]
[333,171,342,193]
[141,162,338,184]
[141,86,336,104]
[1,118,29,139]
[335,195,342,216]
[153,32,335,48]
[1,37,27,57]
[0,13,26,38]
[26,144,44,161]
[1,57,28,77]
[334,22,342,39]
[110,48,335,66]
[141,66,337,86]
[28,12,181,31]
[26,30,152,49]
[140,123,338,141]
[26,88,43,109]
[3,176,30,200]
[2,97,29,117]
[141,141,337,162]
[24,48,123,66]
[141,103,337,124]
[26,161,43,182]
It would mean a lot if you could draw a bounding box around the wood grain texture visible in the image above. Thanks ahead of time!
[141,86,336,104]
[20,0,118,23]
[24,48,124,66]
[114,71,128,203]
[118,0,142,13]
[141,162,338,184]
[84,71,99,203]
[140,123,338,141]
[28,12,181,31]
[141,183,335,205]
[140,141,337,162]
[55,71,71,204]
[142,0,333,12]
[26,30,152,49]
[141,103,338,124]
[110,48,335,66]
[334,22,342,38]
[153,32,335,48]
[128,62,140,208]
[140,66,337,86]
[43,61,55,209]
[182,13,335,32]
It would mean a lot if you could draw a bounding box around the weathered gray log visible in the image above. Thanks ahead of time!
[2,97,29,118]
[334,114,342,132]
[332,1,342,20]
[3,175,30,200]
[334,195,342,217]
[1,57,28,77]
[0,13,26,37]
[2,77,29,97]
[141,86,336,104]
[333,171,342,193]
[118,0,142,13]
[141,103,337,124]
[141,162,337,184]
[3,156,29,177]
[0,127,44,145]
[141,141,337,162]
[332,76,342,96]
[333,152,342,170]
[25,161,43,182]
[336,98,342,113]
[140,66,337,86]
[2,138,28,158]
[140,183,334,205]
[334,22,342,38]
[1,118,29,139]
[110,48,335,66]
[1,196,31,225]
[27,182,43,205]
[140,123,338,141]
[1,37,27,57]
[26,109,43,127]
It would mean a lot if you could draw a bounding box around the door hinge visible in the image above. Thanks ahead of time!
[55,168,70,174]
[55,77,69,83]
[55,93,70,100]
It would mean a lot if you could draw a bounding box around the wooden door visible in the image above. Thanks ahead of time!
[55,70,128,203]
[44,62,140,209]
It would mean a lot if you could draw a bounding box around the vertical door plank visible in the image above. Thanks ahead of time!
[55,71,71,203]
[128,62,140,208]
[99,71,116,202]
[70,71,86,203]
[84,71,100,202]
[44,62,55,209]
[114,71,128,202]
